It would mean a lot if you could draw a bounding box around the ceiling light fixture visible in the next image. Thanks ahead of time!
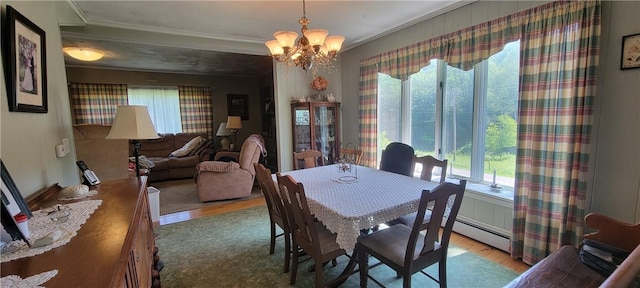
[63,47,104,61]
[265,0,344,75]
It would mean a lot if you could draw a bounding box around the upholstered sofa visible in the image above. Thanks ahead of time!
[134,132,213,182]
[505,213,640,288]
[194,134,266,202]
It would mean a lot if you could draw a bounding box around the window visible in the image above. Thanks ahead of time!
[128,86,182,134]
[378,41,520,189]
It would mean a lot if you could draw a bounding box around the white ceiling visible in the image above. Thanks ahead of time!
[60,1,471,77]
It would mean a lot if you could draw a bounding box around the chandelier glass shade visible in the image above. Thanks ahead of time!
[265,0,344,75]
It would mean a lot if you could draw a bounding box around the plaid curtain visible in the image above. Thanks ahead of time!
[512,1,601,264]
[178,86,214,139]
[69,83,128,125]
[357,0,601,264]
[358,60,379,167]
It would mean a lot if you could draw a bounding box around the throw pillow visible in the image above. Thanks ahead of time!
[188,139,212,157]
[170,136,204,157]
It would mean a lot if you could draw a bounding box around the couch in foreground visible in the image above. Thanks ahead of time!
[505,213,640,288]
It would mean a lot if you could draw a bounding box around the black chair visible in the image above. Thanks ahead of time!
[380,142,415,176]
[254,164,291,273]
[357,180,467,288]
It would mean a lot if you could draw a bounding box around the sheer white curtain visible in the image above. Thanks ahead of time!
[128,86,182,134]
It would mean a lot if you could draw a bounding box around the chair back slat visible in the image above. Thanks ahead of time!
[405,180,466,266]
[293,150,323,170]
[276,174,319,251]
[340,148,363,165]
[412,155,448,183]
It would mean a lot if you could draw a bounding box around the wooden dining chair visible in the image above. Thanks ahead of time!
[276,173,346,287]
[413,155,448,183]
[357,180,467,288]
[380,142,414,176]
[254,163,291,273]
[390,155,449,227]
[340,147,363,165]
[293,150,323,170]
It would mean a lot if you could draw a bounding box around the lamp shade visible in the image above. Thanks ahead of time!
[324,36,345,52]
[226,116,243,129]
[106,106,159,140]
[216,122,232,136]
[63,47,104,61]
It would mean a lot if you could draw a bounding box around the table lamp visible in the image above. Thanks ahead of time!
[216,122,232,150]
[225,116,242,149]
[106,105,159,177]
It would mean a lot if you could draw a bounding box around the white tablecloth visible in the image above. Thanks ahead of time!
[279,165,438,251]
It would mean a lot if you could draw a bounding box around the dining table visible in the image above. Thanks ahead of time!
[278,164,439,252]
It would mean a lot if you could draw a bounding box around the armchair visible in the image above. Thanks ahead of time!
[195,134,265,202]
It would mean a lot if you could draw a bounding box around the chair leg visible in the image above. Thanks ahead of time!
[403,274,411,288]
[283,231,291,273]
[290,242,299,285]
[358,247,369,288]
[269,221,276,255]
[439,257,447,288]
[315,260,324,288]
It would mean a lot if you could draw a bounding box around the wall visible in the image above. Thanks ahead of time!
[65,67,265,149]
[273,64,342,172]
[1,1,79,197]
[591,1,640,223]
[338,1,640,223]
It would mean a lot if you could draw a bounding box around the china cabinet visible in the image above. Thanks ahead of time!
[291,101,341,167]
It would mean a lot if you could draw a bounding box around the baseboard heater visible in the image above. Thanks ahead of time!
[452,218,511,252]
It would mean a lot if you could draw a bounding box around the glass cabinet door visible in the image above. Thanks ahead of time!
[293,107,311,151]
[313,105,338,164]
[291,102,341,166]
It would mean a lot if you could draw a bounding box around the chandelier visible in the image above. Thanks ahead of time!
[265,0,345,75]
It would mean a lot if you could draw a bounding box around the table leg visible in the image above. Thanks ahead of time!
[326,250,360,288]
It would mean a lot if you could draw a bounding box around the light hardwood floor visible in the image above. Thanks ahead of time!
[157,196,530,274]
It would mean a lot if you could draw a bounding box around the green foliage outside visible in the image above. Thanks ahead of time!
[485,114,517,169]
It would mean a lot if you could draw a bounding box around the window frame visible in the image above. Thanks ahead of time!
[379,51,518,192]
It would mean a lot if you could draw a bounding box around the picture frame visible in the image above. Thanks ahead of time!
[1,160,32,243]
[621,33,640,70]
[1,160,32,218]
[3,5,48,113]
[227,94,249,120]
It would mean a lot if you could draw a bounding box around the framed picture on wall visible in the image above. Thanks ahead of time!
[621,33,640,70]
[3,6,48,113]
[227,94,249,120]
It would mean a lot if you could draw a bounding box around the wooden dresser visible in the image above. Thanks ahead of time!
[1,177,159,287]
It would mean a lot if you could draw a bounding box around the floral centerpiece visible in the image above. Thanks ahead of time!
[311,76,329,91]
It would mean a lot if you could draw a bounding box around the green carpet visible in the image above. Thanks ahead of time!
[155,206,519,287]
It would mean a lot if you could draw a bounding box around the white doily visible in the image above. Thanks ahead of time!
[58,190,97,201]
[0,200,102,263]
[1,270,57,288]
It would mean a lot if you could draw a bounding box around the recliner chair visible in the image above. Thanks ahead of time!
[194,134,265,202]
